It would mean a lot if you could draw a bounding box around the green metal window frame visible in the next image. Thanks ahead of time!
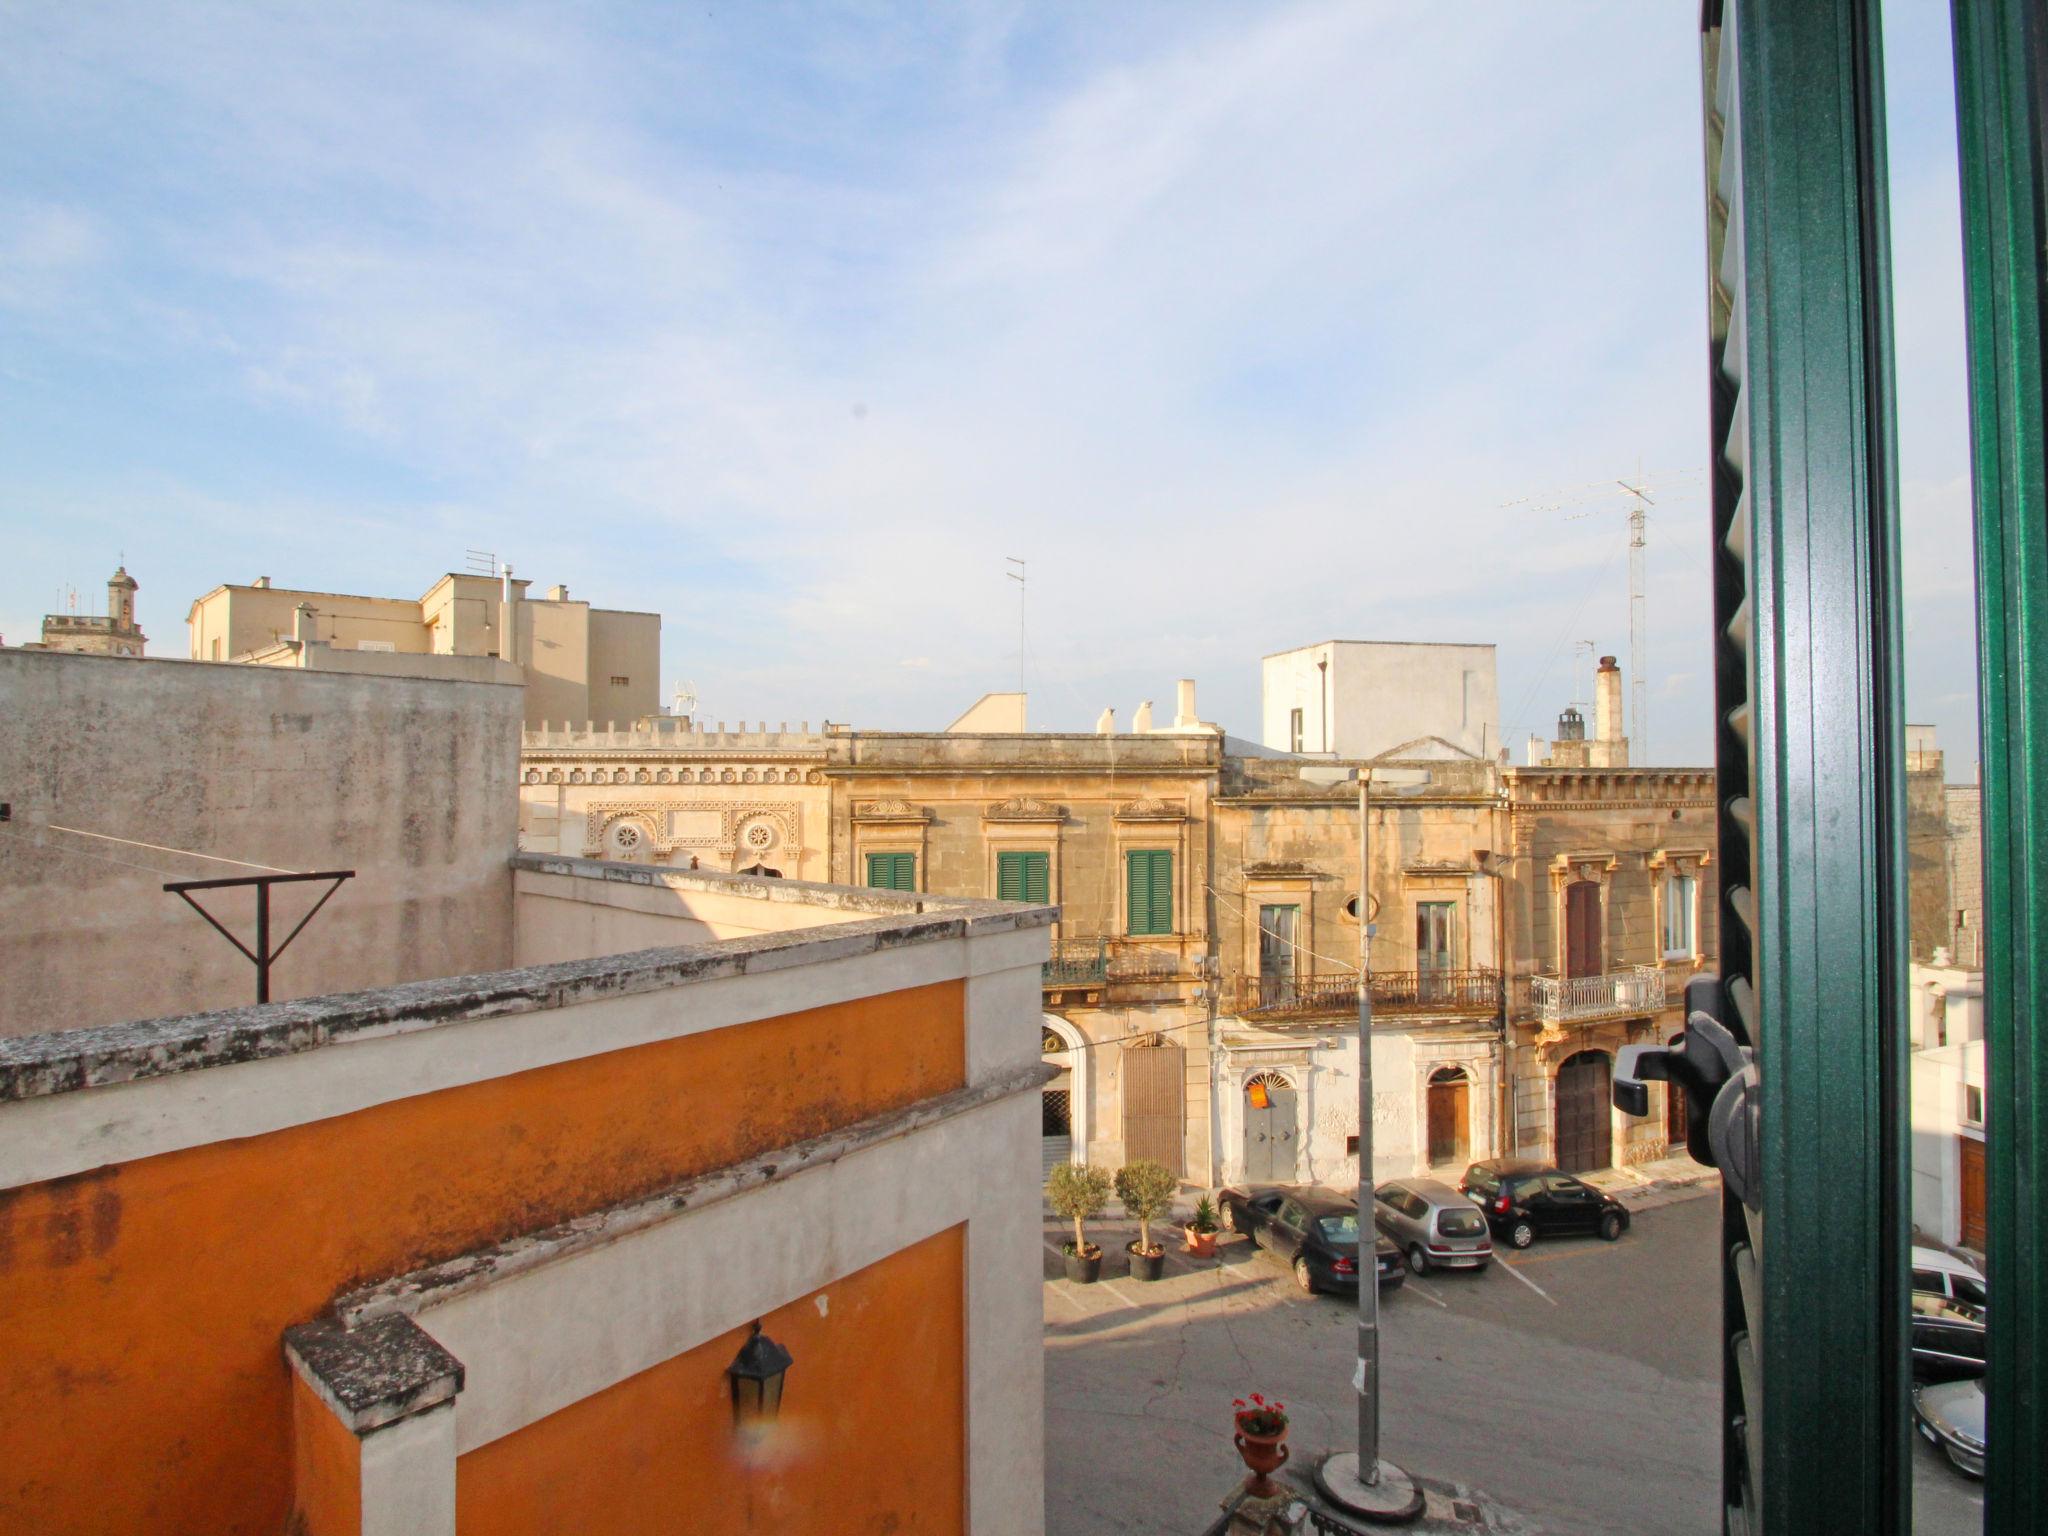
[1700,2,1911,1530]
[1950,1,2048,1525]
[865,851,916,892]
[996,850,1050,905]
[1124,849,1173,936]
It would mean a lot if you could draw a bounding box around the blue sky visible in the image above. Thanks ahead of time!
[0,2,1980,771]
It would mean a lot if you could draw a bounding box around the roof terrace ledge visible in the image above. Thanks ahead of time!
[0,855,1054,1105]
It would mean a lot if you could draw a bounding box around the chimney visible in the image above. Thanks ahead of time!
[293,603,317,646]
[1096,707,1115,734]
[1526,733,1546,766]
[499,564,517,664]
[253,576,271,589]
[1131,700,1154,733]
[1174,679,1198,728]
[1595,655,1624,743]
[546,584,569,602]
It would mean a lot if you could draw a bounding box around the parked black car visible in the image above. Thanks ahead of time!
[1910,1291,1987,1384]
[1219,1184,1404,1294]
[1457,1160,1630,1249]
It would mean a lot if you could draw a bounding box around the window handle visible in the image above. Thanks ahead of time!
[1614,974,1759,1208]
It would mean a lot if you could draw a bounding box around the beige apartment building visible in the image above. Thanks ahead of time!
[520,655,1717,1186]
[187,571,659,728]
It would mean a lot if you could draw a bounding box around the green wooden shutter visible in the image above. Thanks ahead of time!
[866,852,915,891]
[996,851,1046,903]
[1126,850,1172,935]
[998,851,1050,905]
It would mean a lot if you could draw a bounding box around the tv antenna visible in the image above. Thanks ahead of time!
[464,549,501,577]
[671,680,698,720]
[1616,475,1653,764]
[1005,557,1027,694]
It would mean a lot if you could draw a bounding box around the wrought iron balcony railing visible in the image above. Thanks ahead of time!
[1042,937,1108,986]
[1229,969,1502,1022]
[1527,964,1667,1026]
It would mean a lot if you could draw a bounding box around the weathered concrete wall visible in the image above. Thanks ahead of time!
[1945,783,1982,966]
[0,650,520,1036]
[1905,733,1951,962]
[511,863,879,965]
[1262,641,1500,761]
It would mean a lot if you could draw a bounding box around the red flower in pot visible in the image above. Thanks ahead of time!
[1231,1394,1290,1496]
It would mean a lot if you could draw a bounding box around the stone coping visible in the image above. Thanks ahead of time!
[0,855,1053,1105]
[335,1058,1056,1329]
[284,1313,466,1435]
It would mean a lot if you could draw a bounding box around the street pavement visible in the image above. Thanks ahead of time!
[1043,1188,1982,1534]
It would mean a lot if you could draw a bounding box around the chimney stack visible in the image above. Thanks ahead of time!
[1595,655,1624,743]
[1174,679,1198,728]
[1131,700,1154,733]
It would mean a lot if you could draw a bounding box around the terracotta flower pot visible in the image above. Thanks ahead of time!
[1063,1244,1102,1284]
[1233,1414,1291,1498]
[1127,1240,1165,1281]
[1184,1228,1218,1258]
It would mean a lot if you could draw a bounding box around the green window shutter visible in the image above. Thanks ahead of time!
[866,852,915,891]
[998,851,1049,905]
[1126,850,1172,935]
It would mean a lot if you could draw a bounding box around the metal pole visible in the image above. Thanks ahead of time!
[255,880,271,1005]
[1356,768,1378,1476]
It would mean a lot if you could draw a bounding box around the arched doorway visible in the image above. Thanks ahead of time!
[1554,1050,1613,1172]
[1242,1072,1299,1183]
[1041,1016,1087,1177]
[1426,1066,1471,1167]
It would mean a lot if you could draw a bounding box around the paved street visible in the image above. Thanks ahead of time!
[1043,1190,1983,1534]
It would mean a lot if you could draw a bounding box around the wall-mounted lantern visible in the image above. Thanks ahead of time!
[727,1322,794,1427]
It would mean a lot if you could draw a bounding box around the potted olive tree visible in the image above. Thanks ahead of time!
[1184,1194,1221,1258]
[1114,1158,1177,1281]
[1047,1162,1112,1283]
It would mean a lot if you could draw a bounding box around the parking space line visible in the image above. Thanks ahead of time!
[1401,1279,1448,1308]
[1497,1258,1557,1305]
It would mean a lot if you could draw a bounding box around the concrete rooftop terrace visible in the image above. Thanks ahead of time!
[0,853,1055,1104]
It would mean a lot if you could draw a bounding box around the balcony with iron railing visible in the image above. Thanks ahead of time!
[1228,968,1502,1023]
[1526,964,1667,1027]
[1042,935,1199,989]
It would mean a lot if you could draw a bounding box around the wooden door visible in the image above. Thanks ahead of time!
[1121,1042,1185,1177]
[1553,1051,1613,1172]
[1959,1135,1987,1252]
[1242,1073,1298,1183]
[1564,881,1603,978]
[1426,1075,1468,1165]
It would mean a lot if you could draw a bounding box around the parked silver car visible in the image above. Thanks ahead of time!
[1373,1177,1494,1273]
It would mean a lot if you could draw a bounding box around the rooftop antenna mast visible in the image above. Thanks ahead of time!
[1005,557,1027,694]
[1617,474,1653,763]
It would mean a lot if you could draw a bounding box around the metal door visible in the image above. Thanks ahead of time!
[1258,905,1298,1006]
[1564,882,1603,978]
[1121,1042,1185,1177]
[1242,1073,1298,1183]
[1553,1051,1612,1173]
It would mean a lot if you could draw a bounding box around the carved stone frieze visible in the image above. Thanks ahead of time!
[983,796,1065,823]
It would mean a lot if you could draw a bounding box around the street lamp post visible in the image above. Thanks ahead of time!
[1316,767,1424,1523]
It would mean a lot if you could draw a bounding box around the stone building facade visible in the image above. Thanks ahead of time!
[1208,744,1509,1187]
[1500,764,1719,1170]
[29,565,147,656]
[518,720,834,882]
[821,730,1221,1184]
[521,678,1722,1186]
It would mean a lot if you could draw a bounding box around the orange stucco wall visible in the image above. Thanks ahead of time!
[290,1372,364,1536]
[0,980,963,1536]
[458,1225,966,1536]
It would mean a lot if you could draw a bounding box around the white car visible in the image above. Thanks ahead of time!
[1912,1245,1986,1307]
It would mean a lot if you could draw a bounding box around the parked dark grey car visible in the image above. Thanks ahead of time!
[1373,1178,1493,1273]
[1219,1184,1404,1294]
[1913,1379,1985,1479]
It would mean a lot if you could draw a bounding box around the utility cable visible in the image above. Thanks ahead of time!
[45,824,295,873]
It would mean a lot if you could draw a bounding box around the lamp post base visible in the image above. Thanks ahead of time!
[1315,1453,1425,1525]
